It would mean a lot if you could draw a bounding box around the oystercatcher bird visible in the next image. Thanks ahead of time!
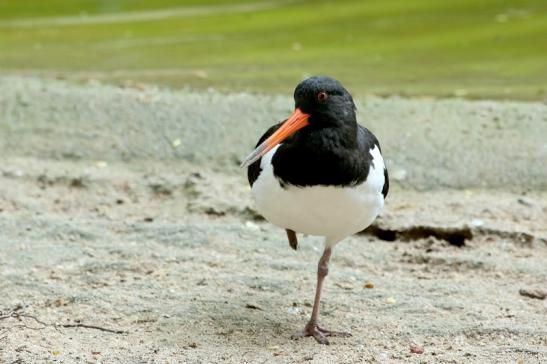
[241,76,388,344]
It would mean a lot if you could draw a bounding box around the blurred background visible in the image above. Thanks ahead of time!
[1,0,546,100]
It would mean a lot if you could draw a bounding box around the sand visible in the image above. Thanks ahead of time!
[1,77,546,363]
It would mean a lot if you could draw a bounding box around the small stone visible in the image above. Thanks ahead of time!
[245,221,260,231]
[53,298,69,307]
[519,288,546,300]
[245,303,263,310]
[410,344,424,354]
[470,218,484,227]
[363,281,375,289]
[385,297,396,304]
[287,307,301,315]
[335,282,354,290]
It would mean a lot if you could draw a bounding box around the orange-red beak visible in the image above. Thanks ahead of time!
[240,108,310,168]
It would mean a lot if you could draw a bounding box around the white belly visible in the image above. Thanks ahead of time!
[252,145,386,246]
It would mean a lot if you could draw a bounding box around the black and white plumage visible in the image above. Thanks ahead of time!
[241,76,388,344]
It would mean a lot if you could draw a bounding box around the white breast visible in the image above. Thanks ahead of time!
[251,145,386,246]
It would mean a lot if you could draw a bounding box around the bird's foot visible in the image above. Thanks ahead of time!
[291,322,352,345]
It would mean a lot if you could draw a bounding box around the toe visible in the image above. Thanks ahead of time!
[312,332,330,345]
[316,326,352,337]
[292,323,349,344]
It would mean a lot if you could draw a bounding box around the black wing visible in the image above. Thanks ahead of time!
[247,121,284,187]
[382,166,389,198]
[358,125,389,198]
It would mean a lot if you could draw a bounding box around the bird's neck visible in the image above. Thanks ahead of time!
[300,122,358,150]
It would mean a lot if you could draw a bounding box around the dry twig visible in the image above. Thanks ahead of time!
[59,323,125,334]
[0,306,125,334]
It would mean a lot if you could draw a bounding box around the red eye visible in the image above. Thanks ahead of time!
[317,91,328,102]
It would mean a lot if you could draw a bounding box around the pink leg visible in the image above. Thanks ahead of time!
[292,247,351,344]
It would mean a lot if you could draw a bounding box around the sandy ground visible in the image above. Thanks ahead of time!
[1,77,546,363]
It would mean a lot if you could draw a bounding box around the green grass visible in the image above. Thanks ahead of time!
[0,0,546,99]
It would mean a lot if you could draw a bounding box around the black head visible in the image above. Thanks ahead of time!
[293,76,356,127]
[240,76,357,168]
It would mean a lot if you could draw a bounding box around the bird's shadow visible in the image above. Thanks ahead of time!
[187,298,300,347]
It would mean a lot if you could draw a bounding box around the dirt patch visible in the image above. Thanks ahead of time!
[1,158,546,363]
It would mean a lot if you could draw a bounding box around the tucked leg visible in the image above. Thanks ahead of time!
[292,247,351,344]
[286,229,298,250]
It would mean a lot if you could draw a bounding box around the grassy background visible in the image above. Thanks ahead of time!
[0,0,545,99]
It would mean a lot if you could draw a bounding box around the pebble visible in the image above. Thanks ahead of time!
[245,303,263,310]
[363,281,375,289]
[410,344,424,354]
[245,221,260,231]
[517,197,533,207]
[519,288,546,300]
[470,218,484,227]
[287,307,301,315]
[335,282,354,290]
